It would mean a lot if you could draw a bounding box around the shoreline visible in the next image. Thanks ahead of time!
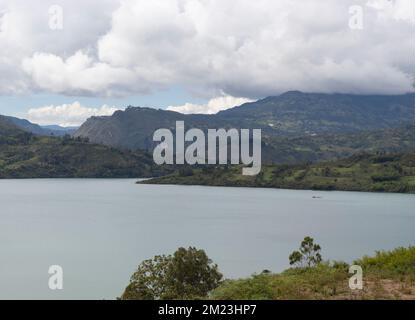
[0,176,413,195]
[138,178,415,195]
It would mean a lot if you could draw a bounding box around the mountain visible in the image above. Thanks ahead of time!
[73,92,415,165]
[2,115,53,135]
[41,125,78,135]
[74,92,415,152]
[0,118,169,178]
[74,107,229,150]
[217,91,415,135]
[1,115,76,136]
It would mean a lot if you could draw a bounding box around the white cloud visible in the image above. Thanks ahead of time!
[167,96,253,114]
[25,102,120,127]
[2,0,415,97]
[0,0,118,95]
[22,51,140,96]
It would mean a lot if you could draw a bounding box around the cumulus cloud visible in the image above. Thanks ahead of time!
[2,0,415,98]
[22,51,140,96]
[0,0,117,94]
[25,102,120,127]
[167,96,253,114]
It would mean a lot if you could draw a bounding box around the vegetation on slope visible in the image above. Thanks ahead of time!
[262,125,415,164]
[142,152,415,193]
[75,92,415,151]
[211,248,415,300]
[0,115,75,136]
[212,242,415,300]
[0,119,168,178]
[121,239,415,300]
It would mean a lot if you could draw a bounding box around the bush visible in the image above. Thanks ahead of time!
[289,236,322,268]
[354,246,415,279]
[212,264,348,300]
[120,247,223,300]
[211,274,274,300]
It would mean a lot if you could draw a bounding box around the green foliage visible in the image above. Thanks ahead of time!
[212,246,415,300]
[0,121,172,178]
[121,247,223,300]
[355,246,415,279]
[120,244,415,300]
[122,255,170,300]
[76,92,415,157]
[211,263,349,300]
[144,151,415,194]
[211,274,275,300]
[289,237,322,268]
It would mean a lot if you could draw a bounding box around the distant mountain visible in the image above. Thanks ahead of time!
[1,115,77,136]
[74,107,230,150]
[2,115,53,135]
[74,91,415,156]
[0,116,25,136]
[218,91,415,135]
[0,117,169,178]
[41,125,78,135]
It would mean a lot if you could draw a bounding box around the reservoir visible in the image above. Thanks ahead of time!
[0,179,414,299]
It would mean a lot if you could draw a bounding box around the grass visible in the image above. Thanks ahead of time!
[355,247,415,280]
[211,247,415,300]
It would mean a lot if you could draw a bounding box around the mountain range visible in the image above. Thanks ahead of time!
[72,91,415,164]
[3,91,415,177]
[74,91,415,151]
[0,117,167,178]
[1,115,77,136]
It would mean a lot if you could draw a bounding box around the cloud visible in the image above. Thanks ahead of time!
[25,102,120,127]
[0,0,117,95]
[167,96,253,114]
[22,51,140,96]
[2,0,415,98]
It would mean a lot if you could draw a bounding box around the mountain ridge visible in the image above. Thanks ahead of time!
[0,116,168,178]
[1,115,77,136]
[74,91,415,153]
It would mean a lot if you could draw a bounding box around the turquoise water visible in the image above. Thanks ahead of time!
[0,179,415,299]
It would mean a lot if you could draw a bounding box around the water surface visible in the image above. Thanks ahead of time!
[0,179,414,299]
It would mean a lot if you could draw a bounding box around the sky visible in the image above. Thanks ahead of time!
[1,0,415,126]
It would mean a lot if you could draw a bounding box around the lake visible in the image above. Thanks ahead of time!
[0,179,415,299]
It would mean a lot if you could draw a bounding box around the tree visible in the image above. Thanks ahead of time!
[120,247,223,300]
[289,236,322,268]
[121,255,171,300]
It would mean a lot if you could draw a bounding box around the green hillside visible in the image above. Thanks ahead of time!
[75,92,415,152]
[261,125,415,164]
[212,246,415,300]
[142,152,415,193]
[0,118,167,178]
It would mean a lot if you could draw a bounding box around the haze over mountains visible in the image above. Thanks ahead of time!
[0,115,77,136]
[71,91,415,164]
[3,91,415,167]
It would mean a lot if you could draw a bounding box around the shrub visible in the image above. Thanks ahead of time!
[120,247,223,300]
[354,246,415,279]
[289,236,322,268]
[211,274,274,300]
